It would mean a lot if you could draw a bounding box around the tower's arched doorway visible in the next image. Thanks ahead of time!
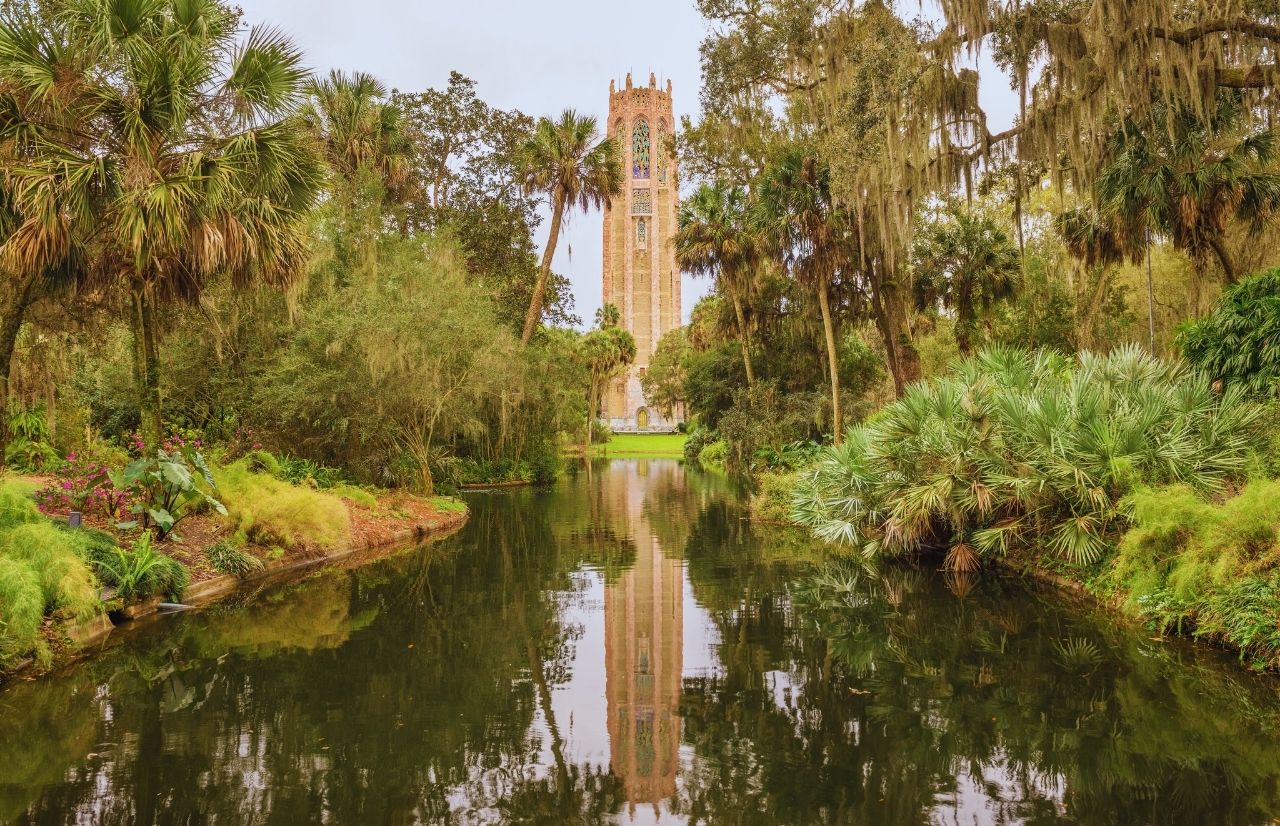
[636,407,650,430]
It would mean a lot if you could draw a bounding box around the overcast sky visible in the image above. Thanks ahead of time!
[236,0,1016,328]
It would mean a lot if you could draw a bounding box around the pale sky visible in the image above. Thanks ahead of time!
[236,1,1017,328]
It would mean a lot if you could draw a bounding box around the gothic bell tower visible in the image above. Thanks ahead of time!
[602,73,682,432]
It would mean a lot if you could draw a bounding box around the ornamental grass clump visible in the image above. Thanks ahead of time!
[214,460,351,551]
[1111,479,1280,668]
[793,345,1259,571]
[0,484,101,669]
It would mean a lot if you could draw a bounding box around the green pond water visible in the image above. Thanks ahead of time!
[3,459,1280,824]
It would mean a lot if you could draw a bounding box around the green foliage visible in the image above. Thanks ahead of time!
[1111,480,1280,668]
[0,483,102,667]
[90,531,188,602]
[912,203,1022,354]
[213,461,352,551]
[697,439,728,470]
[717,380,820,471]
[1179,268,1280,396]
[640,328,691,418]
[751,471,802,524]
[5,403,57,472]
[794,346,1260,570]
[276,455,348,489]
[683,426,719,464]
[118,448,227,541]
[206,539,264,578]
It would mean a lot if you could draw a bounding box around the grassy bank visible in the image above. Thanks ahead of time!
[590,433,688,458]
[1,456,467,676]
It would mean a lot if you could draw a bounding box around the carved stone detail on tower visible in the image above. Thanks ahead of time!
[601,76,683,432]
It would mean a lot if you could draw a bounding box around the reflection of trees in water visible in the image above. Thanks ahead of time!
[4,477,644,824]
[7,465,1280,824]
[676,557,1280,825]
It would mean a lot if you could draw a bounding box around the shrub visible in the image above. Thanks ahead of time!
[5,403,58,472]
[793,346,1260,571]
[0,484,102,668]
[35,453,133,520]
[206,539,264,578]
[1111,479,1280,668]
[0,556,45,666]
[214,460,352,551]
[1179,269,1280,397]
[751,471,801,525]
[683,426,718,464]
[90,531,189,601]
[697,439,728,470]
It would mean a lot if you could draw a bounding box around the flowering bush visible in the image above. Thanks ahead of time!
[34,453,134,519]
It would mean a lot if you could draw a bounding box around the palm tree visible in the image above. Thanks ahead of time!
[754,147,850,443]
[0,0,323,451]
[579,321,635,449]
[1094,94,1280,285]
[594,301,621,329]
[674,181,760,384]
[516,110,622,345]
[303,69,413,252]
[912,207,1021,355]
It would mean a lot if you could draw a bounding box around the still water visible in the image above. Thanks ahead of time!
[4,460,1280,825]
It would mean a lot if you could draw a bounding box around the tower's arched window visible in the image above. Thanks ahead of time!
[636,218,648,248]
[656,120,668,184]
[632,119,650,179]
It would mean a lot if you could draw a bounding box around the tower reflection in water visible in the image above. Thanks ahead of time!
[603,460,683,817]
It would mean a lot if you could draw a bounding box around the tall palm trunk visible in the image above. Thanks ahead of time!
[521,194,567,345]
[0,270,40,468]
[816,283,843,445]
[131,287,163,452]
[729,289,755,385]
[1209,237,1238,285]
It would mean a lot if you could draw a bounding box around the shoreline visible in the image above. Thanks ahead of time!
[3,504,469,684]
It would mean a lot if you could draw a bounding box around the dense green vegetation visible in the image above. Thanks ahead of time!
[659,0,1280,667]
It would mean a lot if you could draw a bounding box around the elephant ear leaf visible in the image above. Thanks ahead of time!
[161,461,193,490]
[189,451,217,488]
[148,508,176,533]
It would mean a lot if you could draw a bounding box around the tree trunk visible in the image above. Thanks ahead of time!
[521,195,567,345]
[954,317,974,356]
[867,258,920,397]
[0,270,40,469]
[1208,236,1238,285]
[131,287,163,452]
[730,289,756,385]
[816,284,843,445]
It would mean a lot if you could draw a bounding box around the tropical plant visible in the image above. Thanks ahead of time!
[1179,269,1280,397]
[4,402,57,471]
[303,69,413,275]
[754,147,850,442]
[913,206,1022,355]
[579,324,636,448]
[516,109,622,344]
[91,531,189,601]
[206,539,264,578]
[118,447,227,541]
[793,345,1260,571]
[675,181,762,383]
[0,0,324,450]
[1092,94,1280,285]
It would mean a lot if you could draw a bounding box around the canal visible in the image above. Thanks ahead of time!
[3,459,1280,824]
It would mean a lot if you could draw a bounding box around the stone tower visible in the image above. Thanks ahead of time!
[602,73,682,432]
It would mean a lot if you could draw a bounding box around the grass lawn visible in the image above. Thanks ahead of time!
[592,433,687,458]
